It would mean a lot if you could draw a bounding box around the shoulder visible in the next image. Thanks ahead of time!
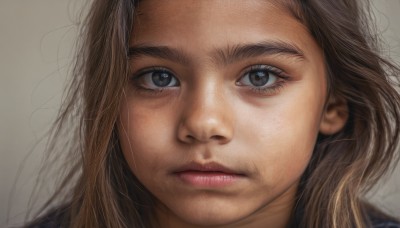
[24,206,69,228]
[361,201,400,228]
[368,206,400,228]
[371,217,400,228]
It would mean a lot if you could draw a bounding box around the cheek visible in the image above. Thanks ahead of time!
[237,88,323,183]
[118,103,174,179]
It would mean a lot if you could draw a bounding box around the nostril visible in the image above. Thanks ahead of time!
[185,135,196,142]
[177,116,234,144]
[211,135,225,141]
[182,134,226,144]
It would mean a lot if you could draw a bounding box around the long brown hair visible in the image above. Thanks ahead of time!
[28,0,400,227]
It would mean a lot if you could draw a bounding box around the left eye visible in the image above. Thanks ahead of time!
[137,70,180,89]
[237,68,279,88]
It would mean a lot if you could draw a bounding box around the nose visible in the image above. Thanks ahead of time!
[177,84,234,144]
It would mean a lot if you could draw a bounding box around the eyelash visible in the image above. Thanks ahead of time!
[237,65,289,96]
[130,67,177,95]
[130,65,289,96]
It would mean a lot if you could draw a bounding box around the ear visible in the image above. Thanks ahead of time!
[319,96,349,135]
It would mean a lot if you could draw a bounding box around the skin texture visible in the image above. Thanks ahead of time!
[118,0,347,227]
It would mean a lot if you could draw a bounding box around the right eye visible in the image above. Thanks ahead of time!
[133,68,180,89]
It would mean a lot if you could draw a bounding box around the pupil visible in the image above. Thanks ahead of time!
[249,71,269,86]
[152,72,172,87]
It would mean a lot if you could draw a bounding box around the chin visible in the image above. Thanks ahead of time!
[164,199,253,227]
[180,213,243,227]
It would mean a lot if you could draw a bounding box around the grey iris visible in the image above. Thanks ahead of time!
[249,71,269,86]
[152,72,172,87]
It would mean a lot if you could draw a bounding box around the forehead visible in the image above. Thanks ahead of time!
[133,0,303,36]
[131,0,319,64]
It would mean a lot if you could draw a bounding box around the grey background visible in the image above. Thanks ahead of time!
[1,0,399,226]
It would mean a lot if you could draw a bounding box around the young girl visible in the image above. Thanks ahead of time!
[26,0,400,227]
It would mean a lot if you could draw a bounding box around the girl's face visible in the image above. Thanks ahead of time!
[119,0,329,227]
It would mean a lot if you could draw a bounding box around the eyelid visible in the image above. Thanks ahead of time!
[243,64,286,77]
[234,64,290,96]
[237,64,289,85]
[130,66,180,92]
[131,66,174,78]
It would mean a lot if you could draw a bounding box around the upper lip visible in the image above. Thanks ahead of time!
[173,161,243,175]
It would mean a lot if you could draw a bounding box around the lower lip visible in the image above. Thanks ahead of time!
[175,171,242,187]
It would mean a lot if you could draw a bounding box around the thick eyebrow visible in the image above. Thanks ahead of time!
[128,41,305,65]
[128,45,190,65]
[214,41,305,65]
